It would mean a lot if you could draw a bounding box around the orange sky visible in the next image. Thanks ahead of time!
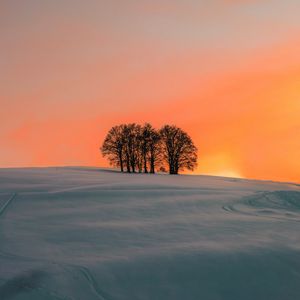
[1,1,300,182]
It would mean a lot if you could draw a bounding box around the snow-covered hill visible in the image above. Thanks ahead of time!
[0,167,299,299]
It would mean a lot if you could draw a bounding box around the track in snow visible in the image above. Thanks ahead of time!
[0,193,17,217]
[0,167,300,300]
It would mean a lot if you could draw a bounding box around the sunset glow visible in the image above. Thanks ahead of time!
[1,1,300,182]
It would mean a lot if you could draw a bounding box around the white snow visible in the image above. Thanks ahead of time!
[0,167,300,299]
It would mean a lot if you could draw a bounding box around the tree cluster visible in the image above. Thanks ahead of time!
[101,123,197,175]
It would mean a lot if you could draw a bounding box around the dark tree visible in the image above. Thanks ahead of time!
[122,123,143,173]
[148,126,161,173]
[101,125,125,172]
[101,123,197,175]
[141,123,151,173]
[134,124,143,173]
[140,123,161,174]
[122,123,135,173]
[160,125,197,174]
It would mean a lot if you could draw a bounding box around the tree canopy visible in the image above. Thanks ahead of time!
[101,123,197,175]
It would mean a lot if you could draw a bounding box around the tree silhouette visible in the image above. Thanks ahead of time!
[148,125,161,173]
[101,125,125,172]
[123,123,136,173]
[141,123,161,174]
[134,124,143,173]
[160,125,197,174]
[141,123,151,173]
[101,123,197,175]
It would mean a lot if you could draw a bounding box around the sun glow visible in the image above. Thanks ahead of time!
[213,170,243,179]
[196,153,243,179]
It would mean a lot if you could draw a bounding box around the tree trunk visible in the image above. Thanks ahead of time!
[119,152,124,172]
[150,162,155,174]
[131,159,136,173]
[143,153,148,173]
[126,153,131,173]
[174,161,179,175]
[169,158,174,174]
[150,150,155,174]
[138,159,142,173]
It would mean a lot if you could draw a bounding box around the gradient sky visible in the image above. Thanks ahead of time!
[1,0,300,182]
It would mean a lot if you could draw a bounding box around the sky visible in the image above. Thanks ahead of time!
[1,0,300,182]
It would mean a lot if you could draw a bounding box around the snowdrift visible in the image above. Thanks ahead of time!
[0,167,299,299]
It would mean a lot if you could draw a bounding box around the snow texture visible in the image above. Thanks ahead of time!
[0,167,300,299]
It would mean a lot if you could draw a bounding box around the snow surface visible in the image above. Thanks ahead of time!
[0,167,300,300]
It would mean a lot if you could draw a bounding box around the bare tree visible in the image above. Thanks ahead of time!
[148,126,161,173]
[160,125,197,174]
[141,123,151,173]
[122,124,134,173]
[134,124,143,173]
[101,123,197,175]
[101,125,125,172]
[140,123,161,174]
[122,123,143,173]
